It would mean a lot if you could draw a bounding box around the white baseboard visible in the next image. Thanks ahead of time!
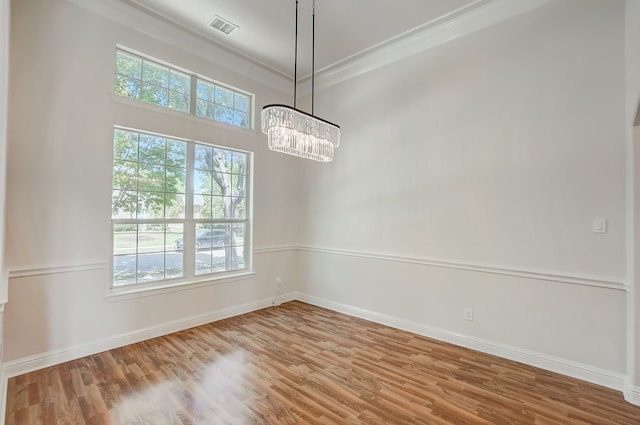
[625,381,640,406]
[294,292,627,393]
[0,363,6,425]
[1,290,630,414]
[3,292,296,379]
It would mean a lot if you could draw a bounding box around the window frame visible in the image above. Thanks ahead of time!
[110,127,253,294]
[195,78,251,130]
[115,46,255,130]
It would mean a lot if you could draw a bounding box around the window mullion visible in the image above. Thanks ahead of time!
[184,143,196,277]
[190,77,197,115]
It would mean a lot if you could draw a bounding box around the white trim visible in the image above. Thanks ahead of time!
[0,292,629,412]
[0,366,6,425]
[295,293,626,392]
[108,129,255,300]
[625,382,640,406]
[6,246,626,293]
[0,0,9,303]
[2,248,291,280]
[4,246,293,291]
[8,262,108,279]
[297,246,627,291]
[254,246,297,254]
[3,292,296,379]
[68,0,557,95]
[106,271,256,302]
[296,0,492,83]
[249,244,627,290]
[110,94,257,136]
[310,0,558,90]
[625,1,640,406]
[66,0,290,93]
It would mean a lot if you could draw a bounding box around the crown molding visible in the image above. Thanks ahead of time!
[67,0,558,95]
[306,0,558,91]
[66,0,291,94]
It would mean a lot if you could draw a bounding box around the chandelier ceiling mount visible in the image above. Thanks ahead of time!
[261,0,341,162]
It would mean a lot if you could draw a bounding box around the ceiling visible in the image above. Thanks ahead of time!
[122,0,488,78]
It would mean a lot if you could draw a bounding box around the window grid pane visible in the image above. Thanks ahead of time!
[190,142,249,275]
[113,223,184,285]
[194,223,246,275]
[196,78,251,129]
[115,50,193,114]
[112,129,250,286]
[115,49,252,129]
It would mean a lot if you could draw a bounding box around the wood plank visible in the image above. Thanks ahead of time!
[5,301,640,424]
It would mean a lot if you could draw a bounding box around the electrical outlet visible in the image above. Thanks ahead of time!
[276,277,282,286]
[464,308,474,321]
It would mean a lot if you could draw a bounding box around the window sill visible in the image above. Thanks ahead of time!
[109,93,257,136]
[106,270,256,302]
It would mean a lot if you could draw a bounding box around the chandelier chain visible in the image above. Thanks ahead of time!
[261,0,340,162]
[312,0,315,115]
[294,0,299,108]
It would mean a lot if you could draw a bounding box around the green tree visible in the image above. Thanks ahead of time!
[115,51,142,99]
[115,50,190,113]
[202,147,246,270]
[196,80,247,127]
[112,130,186,219]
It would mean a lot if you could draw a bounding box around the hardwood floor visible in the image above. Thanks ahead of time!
[5,301,640,424]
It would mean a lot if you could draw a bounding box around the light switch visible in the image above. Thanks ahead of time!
[593,218,607,234]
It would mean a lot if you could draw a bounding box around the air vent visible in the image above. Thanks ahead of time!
[209,15,238,35]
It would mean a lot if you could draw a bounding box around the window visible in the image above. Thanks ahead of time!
[115,50,191,113]
[115,49,253,130]
[193,143,248,275]
[196,79,250,129]
[112,129,251,287]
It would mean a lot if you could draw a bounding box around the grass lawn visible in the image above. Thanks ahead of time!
[114,230,245,255]
[114,231,183,254]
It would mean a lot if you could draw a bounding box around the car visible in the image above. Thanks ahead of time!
[175,229,225,251]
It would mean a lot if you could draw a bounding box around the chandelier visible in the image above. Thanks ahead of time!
[261,0,340,162]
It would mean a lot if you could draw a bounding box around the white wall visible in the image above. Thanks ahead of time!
[0,0,10,407]
[2,0,636,406]
[0,0,8,300]
[628,0,640,400]
[297,0,629,389]
[3,0,303,368]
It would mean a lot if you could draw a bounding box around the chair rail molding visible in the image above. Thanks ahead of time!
[8,262,109,279]
[296,245,627,292]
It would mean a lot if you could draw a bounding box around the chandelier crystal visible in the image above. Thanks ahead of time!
[262,0,340,162]
[262,105,340,162]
